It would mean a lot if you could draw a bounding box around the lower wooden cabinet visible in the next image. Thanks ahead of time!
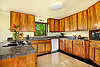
[95,48,100,64]
[46,43,51,52]
[73,44,82,57]
[38,43,45,53]
[59,39,88,59]
[66,43,72,54]
[89,45,94,61]
[59,41,65,51]
[0,53,37,67]
[30,39,51,55]
[32,43,37,52]
[89,40,100,65]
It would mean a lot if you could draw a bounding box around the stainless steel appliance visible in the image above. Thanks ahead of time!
[92,32,100,40]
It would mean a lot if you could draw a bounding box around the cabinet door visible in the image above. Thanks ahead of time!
[38,43,45,53]
[49,19,54,32]
[27,14,35,32]
[78,10,88,30]
[46,43,51,51]
[60,41,65,51]
[95,48,100,65]
[61,19,65,32]
[66,44,72,54]
[73,44,83,57]
[70,14,78,31]
[19,13,28,32]
[54,19,59,32]
[89,45,94,61]
[59,19,62,32]
[88,6,98,29]
[94,1,100,28]
[10,11,19,31]
[65,17,70,31]
[32,44,37,52]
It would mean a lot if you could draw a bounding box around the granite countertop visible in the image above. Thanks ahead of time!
[0,41,36,60]
[22,36,88,41]
[0,36,88,60]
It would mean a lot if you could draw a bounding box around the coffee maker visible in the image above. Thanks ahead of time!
[60,33,64,38]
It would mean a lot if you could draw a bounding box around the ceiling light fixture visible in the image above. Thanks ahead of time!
[50,3,63,10]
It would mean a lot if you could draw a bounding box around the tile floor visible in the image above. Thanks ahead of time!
[37,52,93,67]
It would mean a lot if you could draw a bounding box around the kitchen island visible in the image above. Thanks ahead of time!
[0,42,37,67]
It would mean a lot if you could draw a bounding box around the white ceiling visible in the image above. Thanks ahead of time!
[0,0,99,19]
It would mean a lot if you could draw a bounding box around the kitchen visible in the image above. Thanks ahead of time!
[0,0,100,67]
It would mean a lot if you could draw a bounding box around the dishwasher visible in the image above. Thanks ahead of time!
[51,39,59,52]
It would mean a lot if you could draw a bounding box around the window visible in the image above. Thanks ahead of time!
[35,22,47,36]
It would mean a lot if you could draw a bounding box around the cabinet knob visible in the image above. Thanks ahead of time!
[92,48,93,49]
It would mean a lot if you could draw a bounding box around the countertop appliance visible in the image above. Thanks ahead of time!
[51,39,59,52]
[60,33,64,38]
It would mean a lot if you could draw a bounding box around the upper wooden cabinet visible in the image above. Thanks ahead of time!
[10,11,35,32]
[65,17,70,31]
[47,18,59,32]
[70,14,78,31]
[10,11,19,31]
[88,1,100,30]
[78,10,88,30]
[54,19,59,32]
[59,19,65,32]
[19,13,28,32]
[27,15,35,32]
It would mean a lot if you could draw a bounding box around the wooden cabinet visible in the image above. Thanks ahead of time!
[30,39,51,55]
[95,48,100,65]
[10,11,19,31]
[73,44,83,57]
[27,14,35,32]
[10,11,35,32]
[65,17,70,31]
[65,39,73,54]
[70,14,78,31]
[38,43,45,53]
[89,42,94,61]
[89,40,100,65]
[78,10,88,30]
[54,19,59,32]
[46,43,51,51]
[66,43,73,54]
[88,1,100,29]
[94,1,100,28]
[47,18,59,32]
[0,54,37,67]
[59,19,65,32]
[20,13,28,32]
[32,43,37,52]
[59,39,65,51]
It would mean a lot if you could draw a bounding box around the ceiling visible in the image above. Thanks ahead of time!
[0,0,99,19]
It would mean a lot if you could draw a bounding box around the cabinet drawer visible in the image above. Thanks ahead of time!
[46,40,51,42]
[65,39,72,43]
[90,42,94,46]
[30,40,38,43]
[38,40,45,43]
[60,39,65,42]
[73,40,83,44]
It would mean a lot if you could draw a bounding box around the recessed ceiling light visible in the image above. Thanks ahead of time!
[50,3,63,10]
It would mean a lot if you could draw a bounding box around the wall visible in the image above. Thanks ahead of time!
[48,31,88,37]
